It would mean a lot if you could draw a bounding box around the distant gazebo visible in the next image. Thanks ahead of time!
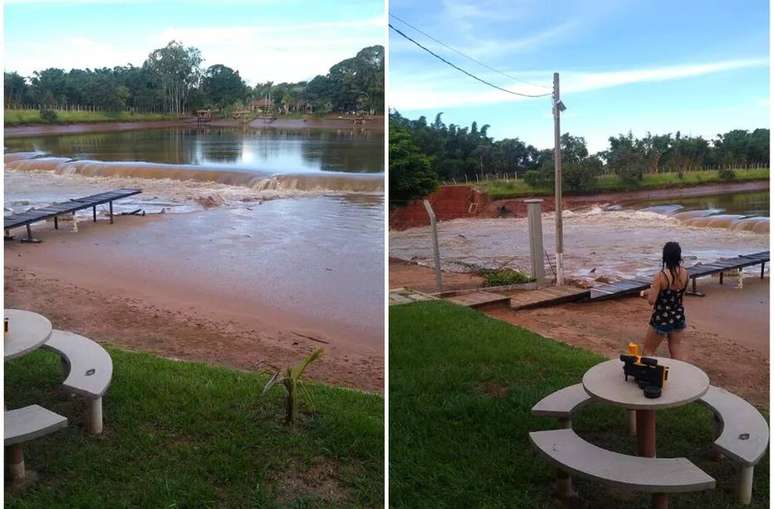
[195,109,213,123]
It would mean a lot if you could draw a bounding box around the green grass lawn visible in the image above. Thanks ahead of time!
[477,168,770,199]
[5,109,179,126]
[389,300,769,508]
[5,347,383,508]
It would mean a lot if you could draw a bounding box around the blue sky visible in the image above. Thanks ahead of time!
[4,0,384,85]
[389,0,769,152]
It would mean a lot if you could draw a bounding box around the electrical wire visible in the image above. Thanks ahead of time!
[389,13,551,91]
[389,24,551,99]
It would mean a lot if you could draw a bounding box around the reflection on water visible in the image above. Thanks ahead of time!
[4,127,384,174]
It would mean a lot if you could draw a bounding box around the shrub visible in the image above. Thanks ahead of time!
[39,109,58,123]
[479,268,532,287]
[523,168,553,189]
[719,168,736,181]
[563,162,601,193]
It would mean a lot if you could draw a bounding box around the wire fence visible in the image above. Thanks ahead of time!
[5,104,171,114]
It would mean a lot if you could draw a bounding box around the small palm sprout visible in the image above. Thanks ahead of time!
[262,348,323,425]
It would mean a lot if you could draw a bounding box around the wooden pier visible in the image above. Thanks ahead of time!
[4,188,142,243]
[510,286,590,310]
[588,251,769,301]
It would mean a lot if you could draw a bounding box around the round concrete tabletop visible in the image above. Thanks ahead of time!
[583,357,709,410]
[4,309,52,361]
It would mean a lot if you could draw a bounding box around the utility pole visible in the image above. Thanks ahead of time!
[552,72,565,286]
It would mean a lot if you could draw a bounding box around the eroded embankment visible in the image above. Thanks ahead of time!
[390,182,770,231]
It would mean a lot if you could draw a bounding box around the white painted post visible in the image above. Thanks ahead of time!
[525,199,545,285]
[737,465,754,505]
[423,200,443,292]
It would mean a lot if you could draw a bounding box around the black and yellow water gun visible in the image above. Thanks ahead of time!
[619,343,669,398]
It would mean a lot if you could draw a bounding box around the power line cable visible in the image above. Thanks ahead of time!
[390,13,550,91]
[389,24,551,99]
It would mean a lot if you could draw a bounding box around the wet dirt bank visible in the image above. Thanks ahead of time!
[5,115,384,139]
[390,181,769,230]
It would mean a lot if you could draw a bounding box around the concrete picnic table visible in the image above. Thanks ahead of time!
[582,357,710,458]
[4,309,53,361]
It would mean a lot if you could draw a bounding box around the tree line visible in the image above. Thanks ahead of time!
[389,110,769,202]
[5,42,384,116]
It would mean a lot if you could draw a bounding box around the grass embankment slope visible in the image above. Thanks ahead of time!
[477,168,769,200]
[6,347,383,508]
[5,109,178,126]
[389,300,769,508]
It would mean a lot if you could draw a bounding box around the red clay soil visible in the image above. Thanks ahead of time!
[389,181,770,230]
[389,258,484,292]
[6,266,383,393]
[389,186,491,230]
[5,120,195,138]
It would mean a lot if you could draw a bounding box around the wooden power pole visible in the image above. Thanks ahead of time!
[552,72,565,286]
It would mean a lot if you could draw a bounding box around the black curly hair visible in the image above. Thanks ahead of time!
[662,241,683,284]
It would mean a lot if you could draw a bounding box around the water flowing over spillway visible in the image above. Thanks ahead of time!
[389,204,769,285]
[4,153,383,214]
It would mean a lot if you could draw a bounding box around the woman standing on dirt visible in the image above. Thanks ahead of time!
[641,241,689,360]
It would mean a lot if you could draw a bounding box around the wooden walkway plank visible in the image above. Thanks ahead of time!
[510,286,590,310]
[588,251,768,302]
[448,291,511,308]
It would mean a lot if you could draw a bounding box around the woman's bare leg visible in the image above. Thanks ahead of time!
[666,329,685,360]
[643,327,664,356]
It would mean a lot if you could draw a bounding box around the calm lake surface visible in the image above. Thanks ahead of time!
[5,127,384,174]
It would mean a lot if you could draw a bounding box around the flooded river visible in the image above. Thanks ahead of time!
[390,191,769,285]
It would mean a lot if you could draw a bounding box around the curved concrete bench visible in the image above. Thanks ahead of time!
[698,385,769,505]
[531,383,591,428]
[5,405,67,480]
[530,428,715,507]
[42,330,113,434]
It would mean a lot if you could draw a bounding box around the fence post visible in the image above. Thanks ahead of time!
[525,199,545,285]
[423,200,443,293]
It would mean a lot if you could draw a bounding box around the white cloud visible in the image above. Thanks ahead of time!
[390,58,769,111]
[4,16,384,84]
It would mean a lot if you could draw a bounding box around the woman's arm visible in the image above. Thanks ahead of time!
[646,272,661,306]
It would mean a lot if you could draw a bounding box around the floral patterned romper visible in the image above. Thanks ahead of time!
[649,270,688,335]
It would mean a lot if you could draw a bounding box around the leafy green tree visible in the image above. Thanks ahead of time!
[4,72,29,107]
[144,41,202,114]
[201,64,247,109]
[389,125,438,205]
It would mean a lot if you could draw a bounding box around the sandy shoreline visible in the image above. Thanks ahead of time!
[389,259,769,407]
[6,212,384,393]
[5,115,384,139]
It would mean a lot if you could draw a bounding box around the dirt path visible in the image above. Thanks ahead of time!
[6,266,383,393]
[487,277,769,407]
[391,259,769,407]
[389,258,483,292]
